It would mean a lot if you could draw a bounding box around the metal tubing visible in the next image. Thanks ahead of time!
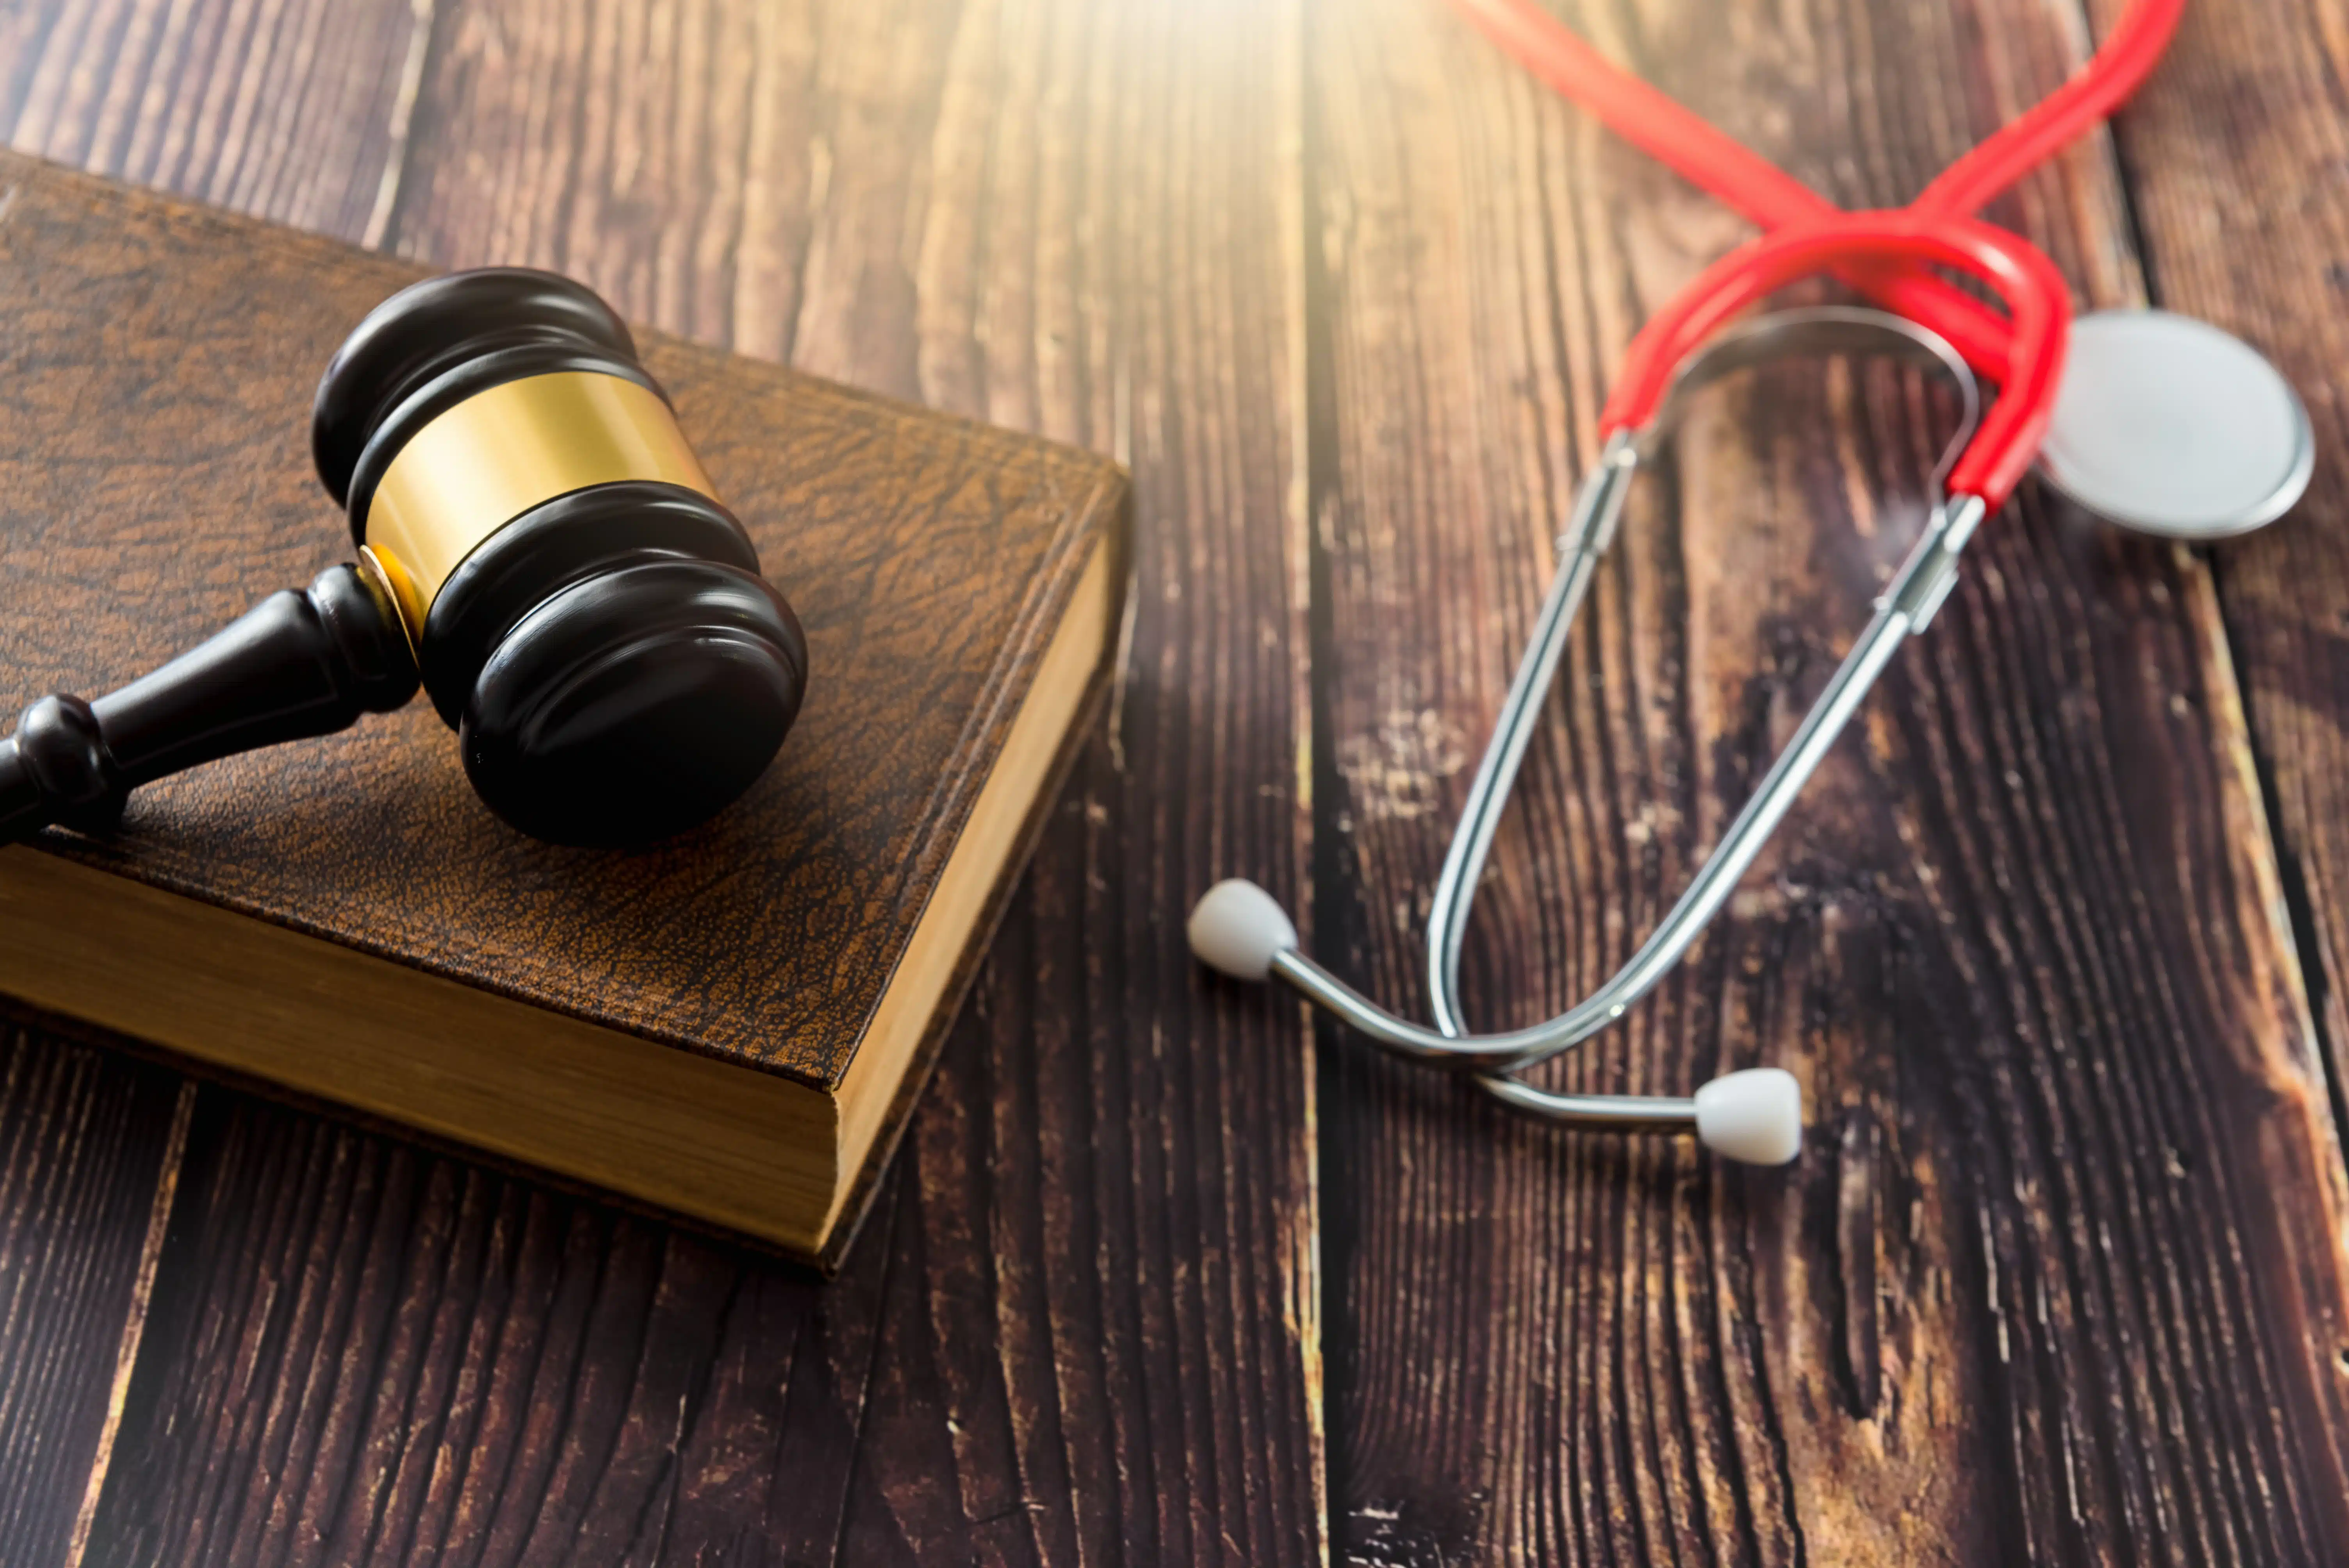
[1266,309,1988,1128]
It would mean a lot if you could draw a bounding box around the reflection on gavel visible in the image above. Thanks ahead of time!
[0,270,809,847]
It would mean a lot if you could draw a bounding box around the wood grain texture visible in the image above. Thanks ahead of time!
[5,0,1324,1561]
[1305,0,2349,1562]
[0,1016,186,1568]
[0,0,424,244]
[2090,0,2349,1135]
[8,0,2349,1562]
[80,1088,900,1565]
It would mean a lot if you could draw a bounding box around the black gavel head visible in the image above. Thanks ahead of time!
[311,269,807,846]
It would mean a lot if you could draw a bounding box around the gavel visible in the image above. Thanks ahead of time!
[0,269,809,847]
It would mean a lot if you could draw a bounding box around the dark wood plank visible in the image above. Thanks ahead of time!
[13,0,1324,1561]
[77,1090,895,1565]
[0,9,428,1561]
[2093,0,2349,1137]
[18,0,2345,1559]
[0,1017,187,1568]
[1305,0,2349,1561]
[0,0,426,245]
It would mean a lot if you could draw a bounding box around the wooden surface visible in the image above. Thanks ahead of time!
[1308,3,2349,1564]
[0,0,2345,1563]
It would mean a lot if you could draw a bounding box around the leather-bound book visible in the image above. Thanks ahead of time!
[0,154,1128,1268]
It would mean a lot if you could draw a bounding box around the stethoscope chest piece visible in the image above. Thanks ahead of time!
[2039,309,2312,539]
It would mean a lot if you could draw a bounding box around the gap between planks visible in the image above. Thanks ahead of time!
[63,1077,196,1568]
[361,0,438,251]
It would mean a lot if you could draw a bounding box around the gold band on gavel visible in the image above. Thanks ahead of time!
[359,371,720,636]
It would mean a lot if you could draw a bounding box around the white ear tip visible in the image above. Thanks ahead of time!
[1186,879,1299,981]
[1693,1068,1804,1165]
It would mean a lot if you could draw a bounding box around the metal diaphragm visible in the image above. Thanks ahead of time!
[2039,308,2313,540]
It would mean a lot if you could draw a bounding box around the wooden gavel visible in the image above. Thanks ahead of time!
[0,269,809,847]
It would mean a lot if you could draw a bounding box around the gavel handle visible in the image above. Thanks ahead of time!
[0,564,420,841]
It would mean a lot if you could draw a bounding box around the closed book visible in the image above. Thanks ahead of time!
[0,153,1128,1268]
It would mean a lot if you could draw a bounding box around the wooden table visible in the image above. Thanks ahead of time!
[1,0,2344,1561]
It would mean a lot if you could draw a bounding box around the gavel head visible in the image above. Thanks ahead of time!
[310,269,807,846]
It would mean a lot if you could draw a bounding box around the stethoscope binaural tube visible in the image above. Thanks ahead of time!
[1602,214,2071,506]
[1189,304,2001,1168]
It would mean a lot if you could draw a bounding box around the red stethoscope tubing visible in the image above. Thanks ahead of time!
[1445,0,2185,505]
[1606,215,2071,501]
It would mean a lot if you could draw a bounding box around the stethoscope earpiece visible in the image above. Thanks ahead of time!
[1185,877,1297,982]
[1189,880,1806,1166]
[1690,1070,1804,1165]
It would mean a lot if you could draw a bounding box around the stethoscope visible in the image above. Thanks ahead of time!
[1186,0,2312,1165]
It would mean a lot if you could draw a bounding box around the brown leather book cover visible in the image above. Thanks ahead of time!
[0,153,1129,1266]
